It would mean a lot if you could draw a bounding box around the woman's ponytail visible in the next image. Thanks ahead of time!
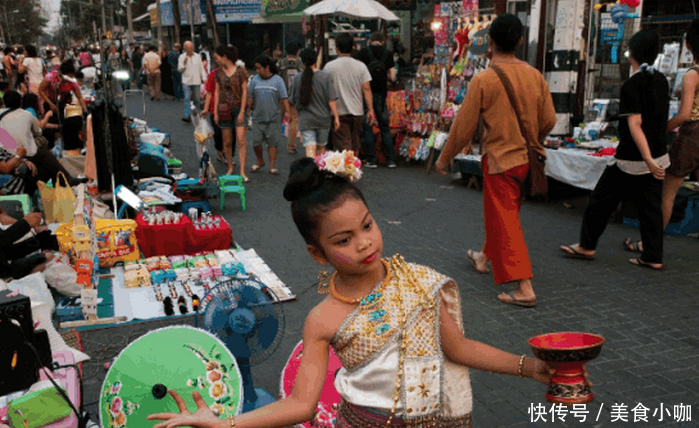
[299,49,318,107]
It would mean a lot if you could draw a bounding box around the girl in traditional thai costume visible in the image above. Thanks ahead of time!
[149,154,559,428]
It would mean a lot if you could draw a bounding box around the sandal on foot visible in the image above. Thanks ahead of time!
[498,292,536,308]
[466,249,489,274]
[629,258,665,271]
[269,168,280,175]
[623,238,643,253]
[251,164,265,172]
[560,245,595,260]
[242,176,250,183]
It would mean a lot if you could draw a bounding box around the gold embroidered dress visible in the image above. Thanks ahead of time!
[331,255,473,427]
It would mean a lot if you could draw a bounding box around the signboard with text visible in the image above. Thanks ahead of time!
[261,0,308,17]
[212,0,263,23]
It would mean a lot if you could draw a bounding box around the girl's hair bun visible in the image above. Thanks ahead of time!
[283,158,326,202]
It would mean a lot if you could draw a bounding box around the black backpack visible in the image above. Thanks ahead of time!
[366,46,389,93]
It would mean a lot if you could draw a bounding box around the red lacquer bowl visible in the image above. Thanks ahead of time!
[529,332,605,405]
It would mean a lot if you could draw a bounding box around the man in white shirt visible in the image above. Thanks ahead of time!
[177,41,207,122]
[323,33,375,153]
[143,45,163,101]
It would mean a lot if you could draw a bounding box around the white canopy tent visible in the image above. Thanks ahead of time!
[303,0,400,21]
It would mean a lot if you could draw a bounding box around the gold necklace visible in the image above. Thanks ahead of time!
[329,259,391,305]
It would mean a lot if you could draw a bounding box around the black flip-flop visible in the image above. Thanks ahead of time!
[560,245,595,260]
[498,291,536,308]
[629,258,666,271]
[466,249,489,274]
[623,238,643,253]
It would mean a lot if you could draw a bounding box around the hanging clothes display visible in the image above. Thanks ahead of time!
[91,99,133,192]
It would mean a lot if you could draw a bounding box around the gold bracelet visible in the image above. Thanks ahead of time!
[228,414,236,428]
[518,355,526,378]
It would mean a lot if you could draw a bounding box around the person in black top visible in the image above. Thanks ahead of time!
[561,30,669,270]
[357,32,398,168]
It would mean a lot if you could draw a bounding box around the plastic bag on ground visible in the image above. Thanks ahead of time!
[43,253,82,297]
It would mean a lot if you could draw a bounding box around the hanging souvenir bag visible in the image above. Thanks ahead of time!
[492,66,548,198]
[54,172,77,224]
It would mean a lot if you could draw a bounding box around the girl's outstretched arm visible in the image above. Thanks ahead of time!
[148,307,332,428]
[439,300,553,385]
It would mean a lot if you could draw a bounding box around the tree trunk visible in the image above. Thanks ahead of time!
[171,0,182,45]
[156,0,162,46]
[205,0,219,47]
[126,0,134,43]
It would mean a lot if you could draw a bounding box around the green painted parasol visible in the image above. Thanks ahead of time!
[100,325,243,428]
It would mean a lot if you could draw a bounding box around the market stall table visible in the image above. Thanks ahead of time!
[185,216,233,253]
[544,147,614,191]
[135,215,191,257]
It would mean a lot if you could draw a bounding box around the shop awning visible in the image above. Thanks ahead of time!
[134,12,150,22]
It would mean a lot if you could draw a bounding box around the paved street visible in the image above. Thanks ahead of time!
[80,95,699,427]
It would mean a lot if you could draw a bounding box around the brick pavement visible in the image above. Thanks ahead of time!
[81,96,699,427]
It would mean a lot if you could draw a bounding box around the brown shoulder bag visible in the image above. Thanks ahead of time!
[492,66,548,198]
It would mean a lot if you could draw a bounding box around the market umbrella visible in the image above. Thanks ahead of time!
[280,341,343,427]
[100,326,243,428]
[304,0,400,21]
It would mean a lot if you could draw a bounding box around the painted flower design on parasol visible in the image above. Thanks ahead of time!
[184,343,238,416]
[102,381,140,428]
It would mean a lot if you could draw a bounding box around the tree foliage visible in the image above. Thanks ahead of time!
[4,0,48,46]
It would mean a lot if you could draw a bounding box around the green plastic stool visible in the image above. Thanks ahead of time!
[219,175,246,211]
[0,194,32,215]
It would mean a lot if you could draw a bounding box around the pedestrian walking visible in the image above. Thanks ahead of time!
[436,14,557,308]
[118,49,133,91]
[170,43,183,101]
[131,46,144,90]
[178,41,207,122]
[143,45,163,101]
[79,48,93,69]
[323,33,375,154]
[18,46,45,97]
[248,55,289,175]
[662,19,699,234]
[289,48,340,159]
[160,43,176,100]
[2,48,17,89]
[214,45,249,181]
[278,43,304,153]
[561,30,669,271]
[202,56,235,164]
[357,32,398,168]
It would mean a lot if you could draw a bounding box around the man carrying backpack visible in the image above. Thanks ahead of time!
[358,32,397,168]
[278,43,304,154]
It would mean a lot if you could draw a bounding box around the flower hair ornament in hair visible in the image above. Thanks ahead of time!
[315,150,363,183]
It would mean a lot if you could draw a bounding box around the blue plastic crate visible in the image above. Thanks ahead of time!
[624,193,699,236]
[57,297,84,322]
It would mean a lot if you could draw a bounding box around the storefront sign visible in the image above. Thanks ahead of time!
[468,28,489,56]
[150,8,159,26]
[262,0,309,17]
[212,0,263,23]
[159,0,205,26]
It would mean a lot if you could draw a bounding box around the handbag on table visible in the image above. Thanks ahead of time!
[492,66,548,198]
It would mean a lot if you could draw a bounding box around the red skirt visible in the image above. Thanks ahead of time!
[482,156,533,284]
[336,401,472,428]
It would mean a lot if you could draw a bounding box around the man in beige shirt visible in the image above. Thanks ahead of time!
[143,45,163,101]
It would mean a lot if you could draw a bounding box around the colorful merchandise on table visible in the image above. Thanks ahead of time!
[56,219,139,268]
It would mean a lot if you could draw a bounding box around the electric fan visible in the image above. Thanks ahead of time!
[196,278,285,412]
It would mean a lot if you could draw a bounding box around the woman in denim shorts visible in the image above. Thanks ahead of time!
[288,49,340,158]
[214,45,250,181]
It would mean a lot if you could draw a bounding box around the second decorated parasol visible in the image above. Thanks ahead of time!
[100,325,243,428]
